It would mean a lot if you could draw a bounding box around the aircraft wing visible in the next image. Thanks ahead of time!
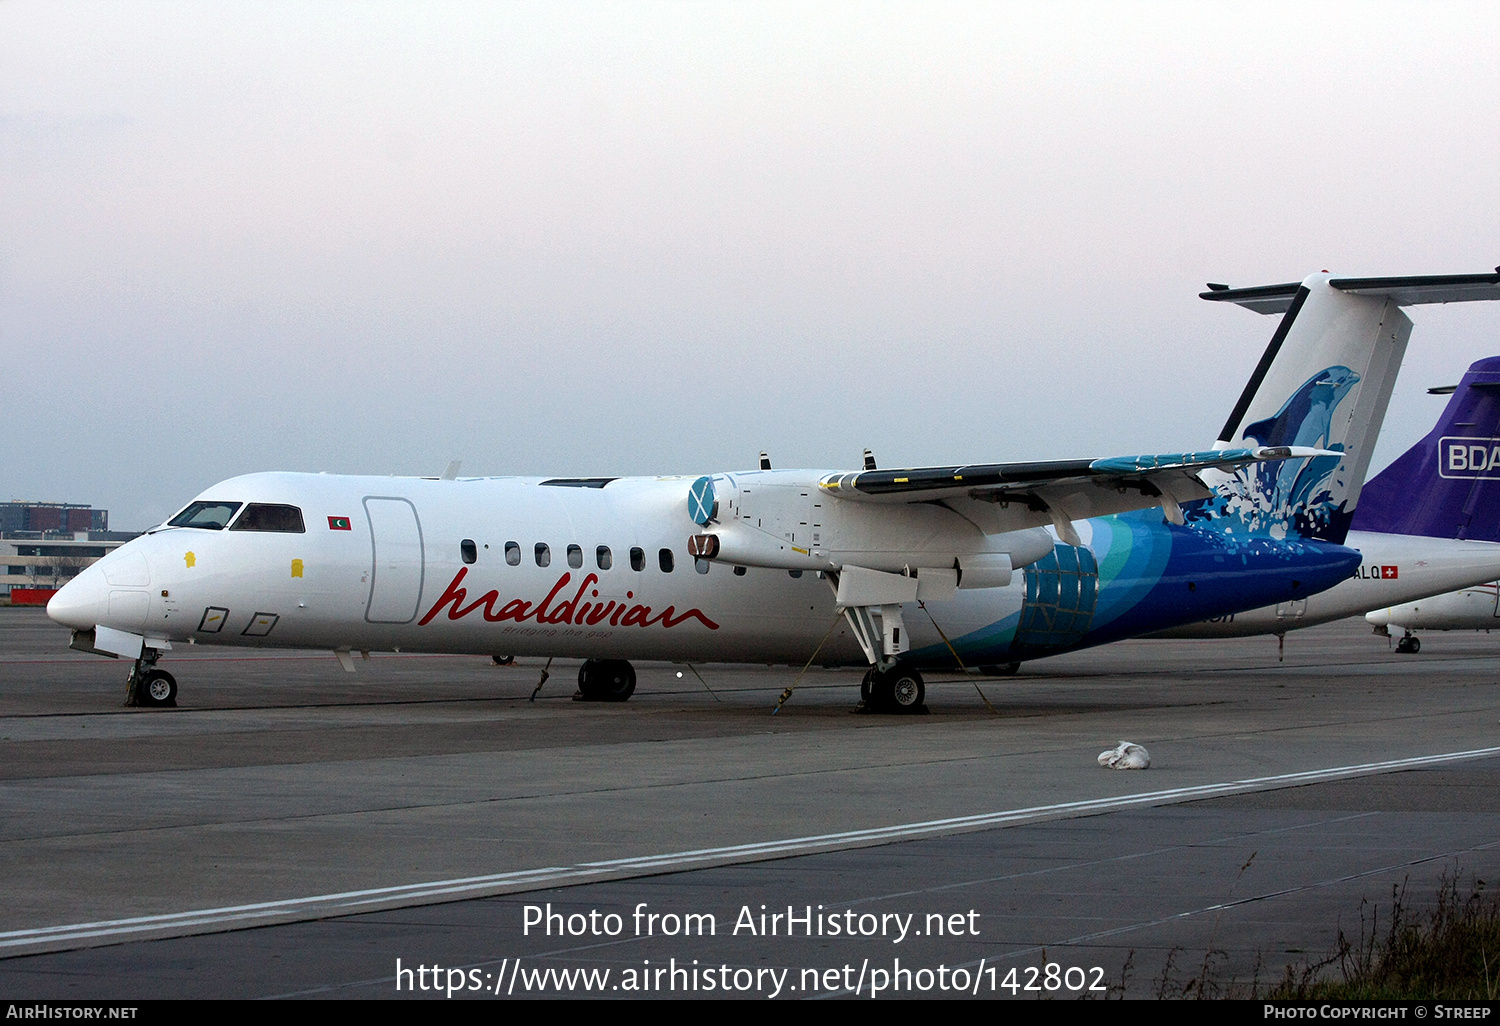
[818,446,1330,534]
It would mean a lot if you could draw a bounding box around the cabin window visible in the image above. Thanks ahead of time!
[695,557,709,575]
[505,541,521,566]
[535,543,551,568]
[229,503,306,533]
[658,548,674,573]
[460,539,477,564]
[733,566,746,576]
[168,501,241,530]
[567,544,583,568]
[596,546,613,570]
[630,547,645,571]
[788,569,802,578]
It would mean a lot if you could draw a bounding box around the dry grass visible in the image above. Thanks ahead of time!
[1268,875,1500,999]
[1140,872,1500,999]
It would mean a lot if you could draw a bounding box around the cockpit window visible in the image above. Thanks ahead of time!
[229,503,306,533]
[168,501,242,530]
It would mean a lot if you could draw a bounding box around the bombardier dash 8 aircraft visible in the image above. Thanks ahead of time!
[1156,354,1500,649]
[47,270,1500,712]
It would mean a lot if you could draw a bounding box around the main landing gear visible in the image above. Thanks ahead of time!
[1395,633,1422,654]
[575,659,637,702]
[125,649,177,708]
[860,666,926,714]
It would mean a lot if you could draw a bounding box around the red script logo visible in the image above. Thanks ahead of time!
[418,568,720,630]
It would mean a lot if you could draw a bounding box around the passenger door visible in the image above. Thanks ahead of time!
[364,497,425,623]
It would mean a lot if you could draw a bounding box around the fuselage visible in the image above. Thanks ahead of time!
[1367,583,1500,632]
[1150,530,1500,638]
[48,470,1361,669]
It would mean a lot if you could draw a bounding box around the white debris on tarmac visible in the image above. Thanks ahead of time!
[1098,741,1151,770]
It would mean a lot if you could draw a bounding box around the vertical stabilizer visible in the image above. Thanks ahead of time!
[1195,273,1412,543]
[1353,357,1500,543]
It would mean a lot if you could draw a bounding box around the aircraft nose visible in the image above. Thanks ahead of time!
[47,563,109,631]
[47,541,154,633]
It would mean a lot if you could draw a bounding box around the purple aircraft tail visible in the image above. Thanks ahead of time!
[1352,356,1500,542]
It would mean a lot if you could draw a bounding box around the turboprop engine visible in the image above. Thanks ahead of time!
[682,471,1055,585]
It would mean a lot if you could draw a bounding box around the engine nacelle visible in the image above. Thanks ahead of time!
[687,522,1052,580]
[687,523,835,571]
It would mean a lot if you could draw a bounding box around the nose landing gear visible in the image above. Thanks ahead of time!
[139,669,178,707]
[1394,632,1422,654]
[125,650,177,708]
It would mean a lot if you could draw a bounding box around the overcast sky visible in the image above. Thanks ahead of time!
[4,2,1499,529]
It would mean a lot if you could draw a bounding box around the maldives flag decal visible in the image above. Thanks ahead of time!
[1381,565,1398,579]
[328,516,352,531]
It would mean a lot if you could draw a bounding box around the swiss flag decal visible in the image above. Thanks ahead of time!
[1381,565,1398,579]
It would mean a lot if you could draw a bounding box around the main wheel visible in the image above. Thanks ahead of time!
[870,668,925,714]
[139,669,177,708]
[577,659,636,702]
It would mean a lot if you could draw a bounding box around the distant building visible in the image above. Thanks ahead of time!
[0,501,107,534]
[1,502,139,602]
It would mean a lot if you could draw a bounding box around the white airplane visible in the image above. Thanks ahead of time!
[1366,584,1500,651]
[1359,354,1500,652]
[46,269,1500,710]
[1156,351,1500,650]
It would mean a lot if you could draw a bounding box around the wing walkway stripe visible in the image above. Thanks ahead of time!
[6,745,1498,950]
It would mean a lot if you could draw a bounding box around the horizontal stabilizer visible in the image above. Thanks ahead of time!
[1202,270,1500,314]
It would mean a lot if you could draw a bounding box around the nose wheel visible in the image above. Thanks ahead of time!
[139,669,178,707]
[1394,633,1421,654]
[125,650,177,708]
